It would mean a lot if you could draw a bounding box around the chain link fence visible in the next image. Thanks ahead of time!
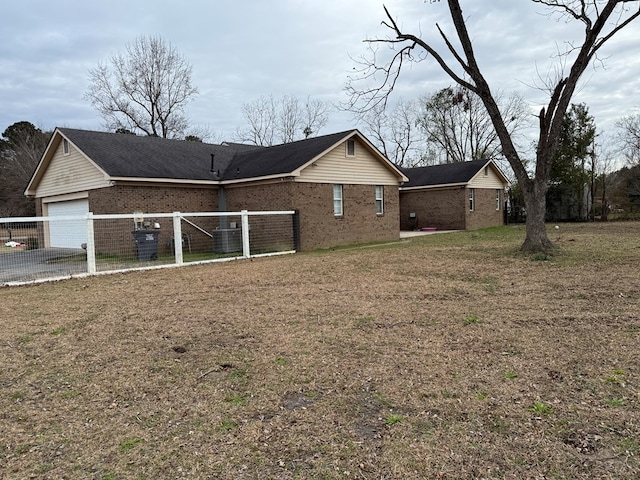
[1,210,298,286]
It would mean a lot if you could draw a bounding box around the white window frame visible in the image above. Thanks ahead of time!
[496,189,501,211]
[469,188,475,212]
[333,184,343,216]
[375,185,384,215]
[346,139,355,157]
[63,138,70,155]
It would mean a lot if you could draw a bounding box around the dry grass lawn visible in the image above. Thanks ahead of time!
[1,222,639,479]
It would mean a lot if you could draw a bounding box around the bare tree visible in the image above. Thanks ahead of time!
[417,86,530,164]
[616,112,640,166]
[589,137,617,220]
[347,0,640,252]
[360,99,427,167]
[236,94,330,146]
[86,35,198,139]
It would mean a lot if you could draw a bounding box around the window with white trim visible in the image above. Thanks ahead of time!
[333,184,343,216]
[375,185,384,214]
[496,189,501,210]
[469,188,475,211]
[63,139,69,155]
[346,139,355,157]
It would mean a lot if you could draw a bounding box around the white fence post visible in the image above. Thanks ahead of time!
[173,212,183,265]
[86,212,97,274]
[241,210,250,258]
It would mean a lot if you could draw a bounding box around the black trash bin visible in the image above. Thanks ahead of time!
[132,230,159,261]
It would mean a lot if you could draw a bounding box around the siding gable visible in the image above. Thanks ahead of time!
[468,165,508,189]
[35,141,110,198]
[297,139,399,185]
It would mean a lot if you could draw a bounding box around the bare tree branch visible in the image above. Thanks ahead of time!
[85,35,198,139]
[236,95,330,146]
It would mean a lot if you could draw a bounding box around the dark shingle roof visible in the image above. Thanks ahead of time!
[59,128,241,181]
[401,159,490,188]
[222,131,355,180]
[57,128,356,182]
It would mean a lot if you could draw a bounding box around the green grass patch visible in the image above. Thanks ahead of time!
[385,413,404,426]
[50,326,67,335]
[463,314,481,325]
[119,437,144,453]
[529,401,554,415]
[219,418,239,432]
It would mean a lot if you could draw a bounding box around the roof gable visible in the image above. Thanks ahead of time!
[401,159,509,189]
[220,131,355,181]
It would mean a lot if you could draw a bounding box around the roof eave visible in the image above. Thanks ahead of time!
[221,173,298,185]
[400,182,468,191]
[24,129,61,196]
[109,176,222,186]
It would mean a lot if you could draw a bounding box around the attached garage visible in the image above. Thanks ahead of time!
[25,128,408,252]
[45,198,88,248]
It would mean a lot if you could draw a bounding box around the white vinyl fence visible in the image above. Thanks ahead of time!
[1,210,298,286]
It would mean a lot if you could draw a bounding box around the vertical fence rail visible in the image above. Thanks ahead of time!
[1,210,296,286]
[86,213,97,274]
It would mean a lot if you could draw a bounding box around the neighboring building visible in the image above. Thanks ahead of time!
[399,159,510,231]
[25,128,407,251]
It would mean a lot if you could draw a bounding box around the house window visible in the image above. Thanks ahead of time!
[346,139,355,157]
[63,139,69,155]
[333,184,343,216]
[496,189,501,211]
[484,166,489,176]
[375,185,384,214]
[469,188,475,212]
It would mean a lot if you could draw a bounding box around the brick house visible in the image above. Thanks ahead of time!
[399,160,510,231]
[25,128,407,251]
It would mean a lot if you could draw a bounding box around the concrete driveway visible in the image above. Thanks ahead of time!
[400,230,458,238]
[0,247,87,284]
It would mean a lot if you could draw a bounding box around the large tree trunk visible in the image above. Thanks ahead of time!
[520,180,553,253]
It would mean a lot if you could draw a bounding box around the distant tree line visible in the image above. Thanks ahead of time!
[0,122,50,217]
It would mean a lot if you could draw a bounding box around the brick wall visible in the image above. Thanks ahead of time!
[224,182,293,212]
[400,187,504,231]
[226,181,400,251]
[466,187,503,230]
[224,182,295,253]
[88,184,218,255]
[292,183,400,250]
[41,181,400,254]
[89,184,218,215]
[399,187,466,230]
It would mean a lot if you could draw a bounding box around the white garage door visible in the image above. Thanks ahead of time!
[47,199,89,248]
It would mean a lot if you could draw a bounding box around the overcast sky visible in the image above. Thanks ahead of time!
[1,0,639,146]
